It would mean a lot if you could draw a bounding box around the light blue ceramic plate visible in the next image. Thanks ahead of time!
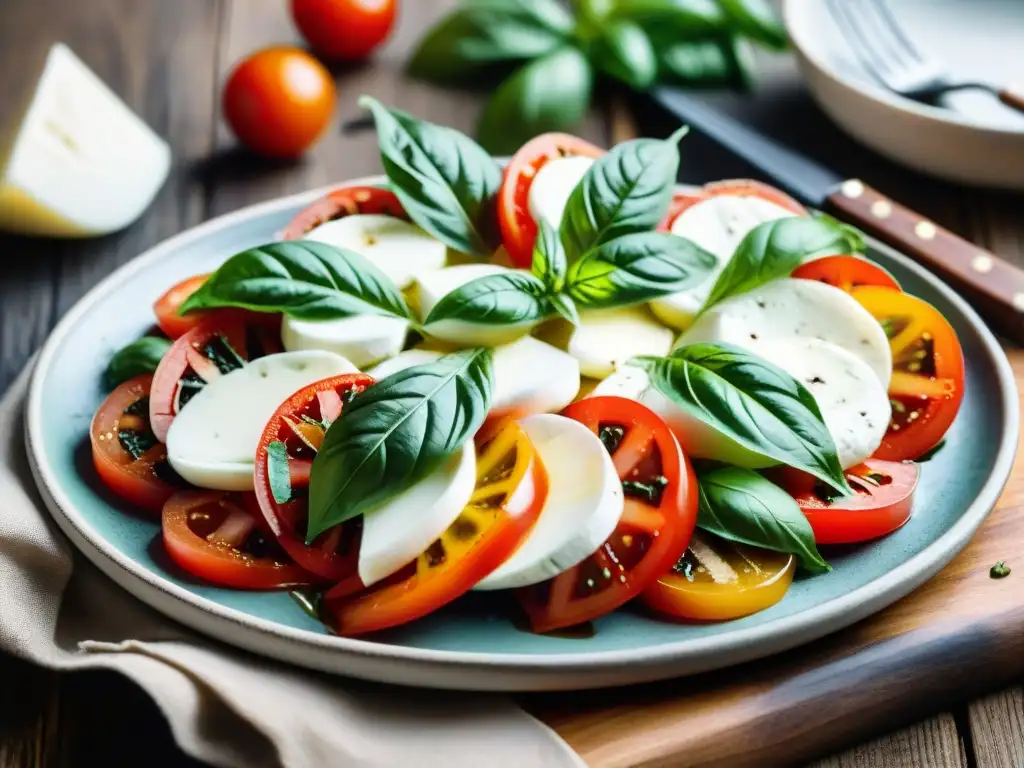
[26,180,1019,691]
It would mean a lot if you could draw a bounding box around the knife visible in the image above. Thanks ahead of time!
[653,87,1024,343]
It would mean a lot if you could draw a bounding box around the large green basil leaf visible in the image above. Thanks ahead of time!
[424,271,551,326]
[477,47,594,156]
[566,231,716,309]
[591,20,657,90]
[655,35,753,90]
[361,96,502,257]
[179,241,411,321]
[308,348,493,537]
[408,0,574,83]
[531,219,568,291]
[697,468,829,573]
[632,342,850,493]
[560,127,687,262]
[718,0,788,50]
[103,336,172,389]
[701,215,857,310]
[610,0,726,36]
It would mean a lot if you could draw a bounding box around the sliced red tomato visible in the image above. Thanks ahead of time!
[641,532,796,621]
[149,313,282,443]
[498,133,605,267]
[853,286,965,461]
[792,255,900,293]
[162,490,315,589]
[517,396,698,633]
[153,274,211,339]
[282,185,408,240]
[658,178,807,232]
[786,459,920,544]
[90,375,186,513]
[324,420,548,636]
[254,373,375,580]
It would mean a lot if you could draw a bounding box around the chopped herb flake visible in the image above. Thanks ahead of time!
[118,429,157,461]
[598,424,625,455]
[622,475,669,505]
[991,561,1011,579]
[123,396,150,419]
[267,440,293,504]
[202,335,246,374]
[916,439,947,462]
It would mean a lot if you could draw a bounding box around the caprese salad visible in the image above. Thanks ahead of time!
[91,96,965,637]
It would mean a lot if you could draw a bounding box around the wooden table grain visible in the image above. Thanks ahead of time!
[1,1,1023,766]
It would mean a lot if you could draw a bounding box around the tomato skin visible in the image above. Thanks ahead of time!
[222,47,336,159]
[281,186,408,240]
[153,274,211,339]
[90,375,182,513]
[498,133,605,267]
[291,0,397,61]
[792,255,900,293]
[658,178,807,232]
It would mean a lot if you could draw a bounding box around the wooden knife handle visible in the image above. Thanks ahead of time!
[825,179,1024,342]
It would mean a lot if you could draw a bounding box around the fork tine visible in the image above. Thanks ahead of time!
[826,0,893,81]
[865,0,927,66]
[850,0,918,72]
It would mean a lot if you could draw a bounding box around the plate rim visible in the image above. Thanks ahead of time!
[25,178,1020,689]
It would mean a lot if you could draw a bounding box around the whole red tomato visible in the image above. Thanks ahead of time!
[291,0,397,61]
[222,47,336,159]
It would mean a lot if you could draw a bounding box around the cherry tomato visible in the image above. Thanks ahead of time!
[153,274,211,339]
[324,420,548,636]
[222,47,336,159]
[641,532,795,621]
[281,186,408,240]
[853,286,965,461]
[149,313,282,443]
[658,178,807,232]
[162,490,315,589]
[792,255,900,293]
[786,459,919,544]
[90,375,186,513]
[517,396,698,634]
[498,133,605,268]
[254,373,375,580]
[291,0,397,61]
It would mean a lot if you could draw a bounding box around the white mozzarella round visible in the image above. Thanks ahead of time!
[650,195,797,330]
[303,214,447,290]
[567,306,674,380]
[678,277,893,388]
[474,414,624,590]
[281,313,410,369]
[416,264,537,346]
[527,155,595,230]
[357,443,477,587]
[366,348,444,380]
[166,351,357,491]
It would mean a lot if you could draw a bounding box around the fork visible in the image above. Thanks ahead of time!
[825,0,1024,114]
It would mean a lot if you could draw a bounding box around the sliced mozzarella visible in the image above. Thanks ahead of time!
[303,214,447,290]
[0,44,171,237]
[678,277,893,387]
[475,414,623,590]
[527,155,595,230]
[358,443,477,587]
[753,338,890,469]
[281,314,410,369]
[166,351,356,491]
[563,306,674,380]
[367,348,443,380]
[650,195,798,329]
[416,264,536,346]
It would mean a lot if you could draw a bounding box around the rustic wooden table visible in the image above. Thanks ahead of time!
[2,1,1023,766]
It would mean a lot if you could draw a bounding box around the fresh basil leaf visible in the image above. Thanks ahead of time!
[701,215,856,310]
[566,231,716,309]
[718,0,788,50]
[179,241,411,321]
[655,35,754,90]
[811,210,867,254]
[531,219,568,291]
[308,348,493,536]
[425,271,551,326]
[477,47,594,156]
[561,127,687,262]
[549,292,580,325]
[103,337,173,389]
[360,96,502,257]
[591,20,657,90]
[632,342,850,493]
[407,0,573,84]
[610,0,726,36]
[697,468,830,573]
[266,441,293,504]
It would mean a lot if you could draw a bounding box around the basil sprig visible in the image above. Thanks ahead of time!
[632,342,850,494]
[424,271,552,327]
[698,468,830,573]
[103,336,172,389]
[179,241,411,321]
[360,97,502,258]
[307,349,493,539]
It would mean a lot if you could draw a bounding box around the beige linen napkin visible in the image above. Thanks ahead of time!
[0,363,586,768]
